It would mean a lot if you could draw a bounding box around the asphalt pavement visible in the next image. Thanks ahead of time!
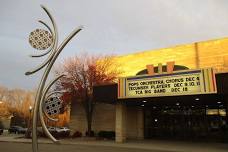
[0,133,228,152]
[0,142,172,152]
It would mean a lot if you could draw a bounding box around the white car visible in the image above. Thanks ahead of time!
[58,127,70,132]
[57,127,70,137]
[47,127,70,137]
[47,127,58,133]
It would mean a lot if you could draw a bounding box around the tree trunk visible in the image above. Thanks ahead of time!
[84,98,94,137]
[87,111,92,136]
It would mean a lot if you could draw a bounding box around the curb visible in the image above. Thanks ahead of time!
[0,137,228,152]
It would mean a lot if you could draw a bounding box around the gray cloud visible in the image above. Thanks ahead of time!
[0,0,228,89]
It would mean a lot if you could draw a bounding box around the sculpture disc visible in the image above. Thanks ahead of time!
[29,29,53,50]
[44,96,62,116]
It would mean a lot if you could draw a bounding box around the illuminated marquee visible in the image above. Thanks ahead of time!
[118,68,217,99]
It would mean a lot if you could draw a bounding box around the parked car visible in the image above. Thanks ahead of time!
[47,127,58,134]
[8,126,27,134]
[58,127,70,137]
[58,127,70,132]
[0,128,3,135]
[47,127,70,137]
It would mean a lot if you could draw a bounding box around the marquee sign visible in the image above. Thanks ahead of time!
[118,68,217,99]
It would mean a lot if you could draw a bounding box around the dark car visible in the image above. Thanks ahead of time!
[0,128,3,135]
[8,126,27,134]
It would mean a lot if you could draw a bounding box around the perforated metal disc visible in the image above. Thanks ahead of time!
[44,97,62,116]
[29,29,53,50]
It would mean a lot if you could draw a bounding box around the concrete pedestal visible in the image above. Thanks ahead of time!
[115,103,126,143]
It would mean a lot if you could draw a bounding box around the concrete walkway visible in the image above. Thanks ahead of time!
[0,135,227,152]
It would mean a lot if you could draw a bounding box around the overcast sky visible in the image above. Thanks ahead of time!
[1,0,228,90]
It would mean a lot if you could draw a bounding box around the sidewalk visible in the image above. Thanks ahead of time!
[0,135,228,152]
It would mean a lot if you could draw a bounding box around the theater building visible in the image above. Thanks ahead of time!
[69,37,228,142]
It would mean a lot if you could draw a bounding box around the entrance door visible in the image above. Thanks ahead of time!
[144,106,226,141]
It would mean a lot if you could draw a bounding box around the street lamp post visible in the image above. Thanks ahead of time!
[26,106,33,138]
[25,106,32,138]
[25,5,82,152]
[29,106,32,128]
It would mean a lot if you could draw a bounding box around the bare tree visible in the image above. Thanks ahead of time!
[0,85,9,101]
[0,86,34,125]
[55,54,121,136]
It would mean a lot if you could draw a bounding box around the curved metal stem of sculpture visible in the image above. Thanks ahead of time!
[25,5,83,152]
[26,5,58,76]
[46,91,67,99]
[39,74,64,143]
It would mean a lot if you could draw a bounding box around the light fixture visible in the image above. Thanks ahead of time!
[153,106,156,109]
[0,101,3,104]
[195,98,199,101]
[154,119,158,122]
[217,101,221,104]
[29,106,33,110]
[176,102,180,106]
[142,100,147,103]
[141,104,144,107]
[191,105,194,108]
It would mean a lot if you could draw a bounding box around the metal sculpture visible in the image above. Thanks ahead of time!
[25,5,83,152]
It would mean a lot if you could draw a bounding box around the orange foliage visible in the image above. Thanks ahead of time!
[55,54,121,104]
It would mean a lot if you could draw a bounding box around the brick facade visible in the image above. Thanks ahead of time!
[69,102,115,135]
[113,37,228,76]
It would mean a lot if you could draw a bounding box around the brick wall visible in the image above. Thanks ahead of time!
[113,37,228,76]
[69,102,115,135]
[69,102,87,134]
